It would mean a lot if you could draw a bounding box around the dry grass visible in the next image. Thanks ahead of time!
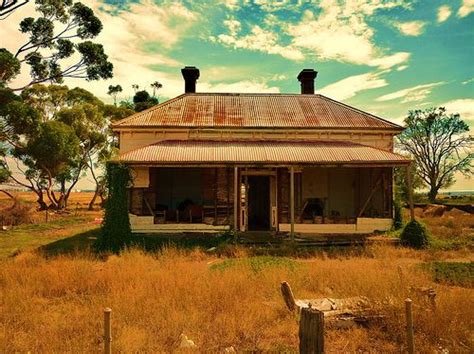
[0,246,472,352]
[0,191,97,207]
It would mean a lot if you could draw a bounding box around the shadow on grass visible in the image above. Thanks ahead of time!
[39,228,100,257]
[39,230,235,258]
[38,229,377,259]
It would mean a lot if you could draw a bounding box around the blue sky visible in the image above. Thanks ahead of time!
[3,0,474,190]
[80,0,474,129]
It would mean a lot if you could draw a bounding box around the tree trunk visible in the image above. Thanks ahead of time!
[428,186,439,203]
[88,186,99,211]
[0,189,15,200]
[37,192,48,210]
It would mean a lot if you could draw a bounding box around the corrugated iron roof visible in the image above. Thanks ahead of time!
[112,93,402,130]
[117,140,409,165]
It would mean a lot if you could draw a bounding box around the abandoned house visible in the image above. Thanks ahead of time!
[112,67,410,234]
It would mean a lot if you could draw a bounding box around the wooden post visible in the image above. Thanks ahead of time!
[405,299,414,354]
[234,166,238,230]
[299,305,324,354]
[280,281,296,312]
[104,308,112,354]
[290,166,295,241]
[406,164,415,221]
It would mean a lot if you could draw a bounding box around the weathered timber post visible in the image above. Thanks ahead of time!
[290,166,295,241]
[234,166,239,230]
[405,299,414,354]
[299,305,324,354]
[281,281,297,312]
[405,164,415,221]
[104,307,112,354]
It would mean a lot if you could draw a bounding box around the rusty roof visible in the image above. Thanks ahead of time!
[117,140,409,165]
[112,93,402,130]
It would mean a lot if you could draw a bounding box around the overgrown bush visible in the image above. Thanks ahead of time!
[0,201,34,226]
[400,219,430,249]
[95,162,132,253]
[392,198,403,230]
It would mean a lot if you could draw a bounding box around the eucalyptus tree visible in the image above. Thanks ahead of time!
[1,0,113,90]
[107,84,122,106]
[397,107,473,202]
[150,81,162,98]
[1,84,123,209]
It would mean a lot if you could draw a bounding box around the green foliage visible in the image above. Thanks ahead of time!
[96,163,132,253]
[107,84,123,105]
[400,220,430,249]
[424,262,473,288]
[392,197,403,230]
[10,0,113,90]
[133,90,158,112]
[397,107,473,202]
[0,49,21,83]
[26,121,80,176]
[1,84,116,209]
[0,146,9,184]
[393,165,424,203]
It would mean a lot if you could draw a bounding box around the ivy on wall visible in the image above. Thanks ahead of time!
[95,162,132,253]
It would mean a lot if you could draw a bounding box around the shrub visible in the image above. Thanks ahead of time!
[392,198,403,230]
[424,262,473,288]
[400,219,430,249]
[95,162,132,253]
[0,201,33,226]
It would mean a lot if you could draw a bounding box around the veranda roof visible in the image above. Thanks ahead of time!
[117,140,410,166]
[112,93,402,130]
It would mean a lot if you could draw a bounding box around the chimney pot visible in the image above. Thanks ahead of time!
[297,69,318,94]
[181,66,200,93]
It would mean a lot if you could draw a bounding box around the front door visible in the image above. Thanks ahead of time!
[247,176,270,231]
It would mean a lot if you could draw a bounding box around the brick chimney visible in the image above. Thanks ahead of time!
[297,69,318,94]
[181,66,200,93]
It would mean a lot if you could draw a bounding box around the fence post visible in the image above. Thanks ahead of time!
[299,305,324,354]
[405,299,414,354]
[104,307,112,354]
[281,281,297,312]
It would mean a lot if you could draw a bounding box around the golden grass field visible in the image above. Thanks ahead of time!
[0,246,472,352]
[0,192,473,352]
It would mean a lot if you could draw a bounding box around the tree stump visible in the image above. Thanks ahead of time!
[299,305,324,354]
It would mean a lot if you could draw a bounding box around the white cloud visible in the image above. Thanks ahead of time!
[201,80,280,93]
[440,99,474,125]
[396,65,409,71]
[369,52,411,69]
[376,82,445,103]
[437,5,452,22]
[286,2,411,68]
[216,24,305,61]
[393,20,426,36]
[458,0,474,17]
[462,77,474,85]
[223,19,241,36]
[318,71,388,100]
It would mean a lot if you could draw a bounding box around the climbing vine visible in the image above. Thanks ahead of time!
[95,162,132,253]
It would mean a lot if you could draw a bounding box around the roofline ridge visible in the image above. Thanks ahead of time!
[111,93,187,127]
[316,93,403,130]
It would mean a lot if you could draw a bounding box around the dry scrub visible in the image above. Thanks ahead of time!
[0,246,472,352]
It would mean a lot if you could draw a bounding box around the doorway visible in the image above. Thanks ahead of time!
[247,175,270,230]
